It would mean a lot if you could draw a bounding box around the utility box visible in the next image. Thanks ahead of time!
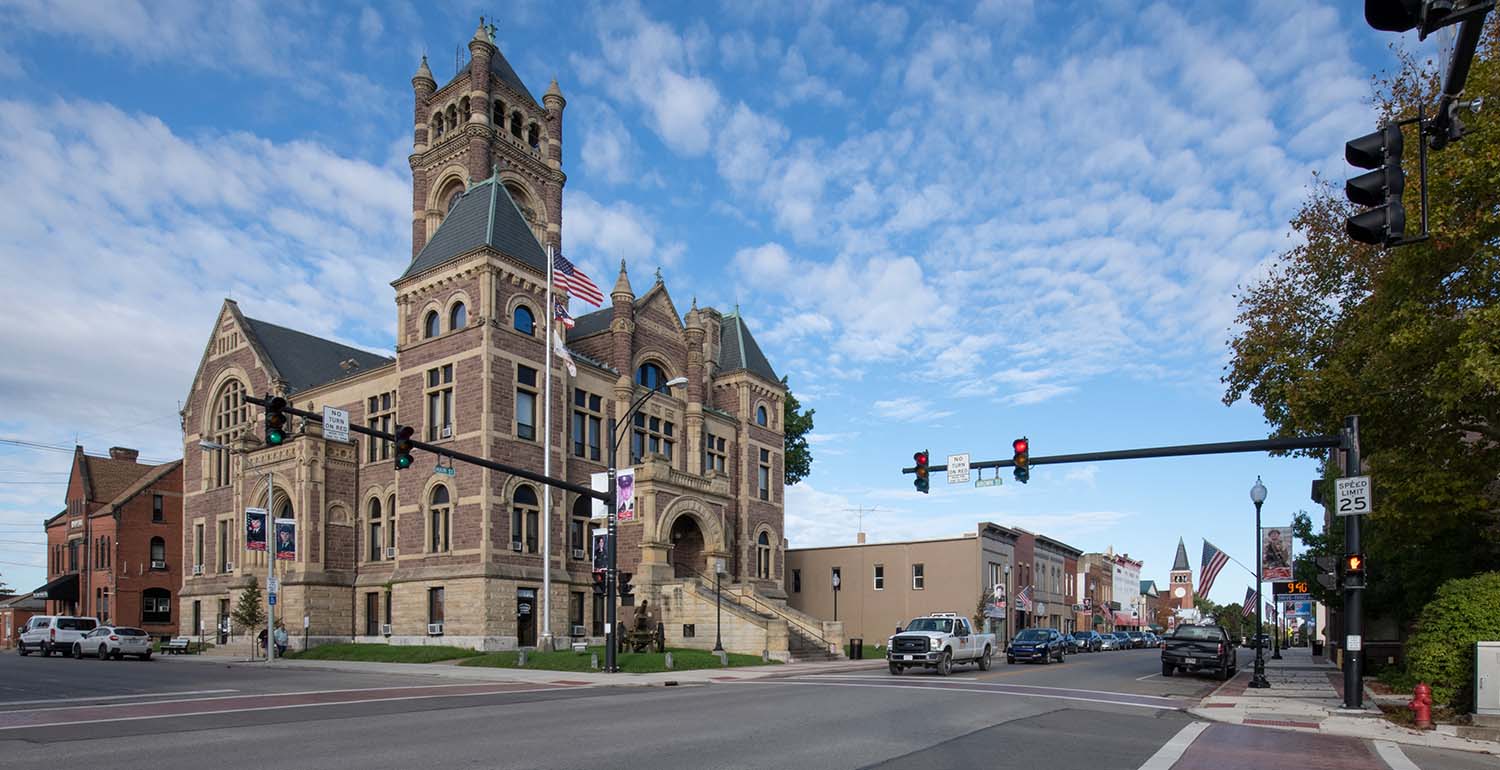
[1478,641,1500,716]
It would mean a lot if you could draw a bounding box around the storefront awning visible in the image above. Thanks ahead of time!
[32,573,78,602]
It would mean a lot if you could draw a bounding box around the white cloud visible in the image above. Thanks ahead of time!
[871,397,955,422]
[579,105,636,183]
[564,190,683,270]
[357,7,383,40]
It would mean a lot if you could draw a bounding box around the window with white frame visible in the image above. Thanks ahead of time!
[428,485,450,553]
[873,564,885,590]
[426,364,454,441]
[366,391,394,462]
[756,531,771,579]
[512,485,539,554]
[367,498,383,562]
[913,563,925,590]
[516,365,538,441]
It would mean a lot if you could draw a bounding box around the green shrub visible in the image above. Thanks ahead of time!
[1404,571,1500,710]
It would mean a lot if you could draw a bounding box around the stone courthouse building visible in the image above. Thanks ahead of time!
[178,23,836,657]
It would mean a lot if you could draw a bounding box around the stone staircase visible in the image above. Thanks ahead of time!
[652,577,844,663]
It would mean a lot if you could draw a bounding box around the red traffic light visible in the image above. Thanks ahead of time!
[1012,438,1028,455]
[914,451,928,465]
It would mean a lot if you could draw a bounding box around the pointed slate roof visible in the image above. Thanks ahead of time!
[567,306,613,340]
[242,317,394,395]
[1172,538,1191,572]
[718,310,779,383]
[445,49,539,108]
[400,174,547,281]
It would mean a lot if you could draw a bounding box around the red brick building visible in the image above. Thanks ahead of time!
[0,593,45,648]
[38,446,183,638]
[177,22,792,654]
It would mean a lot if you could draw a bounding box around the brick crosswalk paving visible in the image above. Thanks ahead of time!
[1171,724,1378,770]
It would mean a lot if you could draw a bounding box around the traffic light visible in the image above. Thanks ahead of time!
[1314,555,1339,591]
[1344,553,1366,588]
[592,570,606,596]
[913,450,930,494]
[393,425,415,470]
[1012,437,1030,484]
[1345,124,1406,246]
[619,572,634,602]
[264,396,288,446]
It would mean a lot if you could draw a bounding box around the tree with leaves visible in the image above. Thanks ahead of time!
[781,375,815,485]
[231,584,266,635]
[1223,18,1500,626]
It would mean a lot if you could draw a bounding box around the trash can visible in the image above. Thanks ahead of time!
[1312,640,1324,656]
[849,638,863,659]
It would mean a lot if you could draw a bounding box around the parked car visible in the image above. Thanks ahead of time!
[1126,630,1147,648]
[1110,631,1133,649]
[18,615,99,657]
[1098,632,1122,651]
[1162,624,1237,680]
[1006,627,1067,664]
[1071,630,1103,652]
[887,613,996,676]
[71,626,153,660]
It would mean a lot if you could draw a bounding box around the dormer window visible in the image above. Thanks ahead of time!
[636,362,670,393]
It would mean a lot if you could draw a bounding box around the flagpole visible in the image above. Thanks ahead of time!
[541,245,554,650]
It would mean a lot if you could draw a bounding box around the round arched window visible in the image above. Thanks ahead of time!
[636,362,669,393]
[424,311,440,339]
[756,405,768,427]
[513,305,535,336]
[450,302,467,331]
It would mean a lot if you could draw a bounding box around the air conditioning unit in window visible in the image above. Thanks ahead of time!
[571,548,585,560]
[381,624,392,636]
[441,424,453,439]
[223,562,234,572]
[571,624,586,638]
[151,560,166,570]
[427,622,444,636]
[385,547,397,559]
[191,565,203,576]
[511,542,522,552]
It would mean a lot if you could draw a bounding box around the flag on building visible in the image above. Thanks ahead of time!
[553,299,574,329]
[1016,585,1033,612]
[1241,587,1257,618]
[552,253,604,306]
[551,328,576,377]
[1199,540,1230,599]
[1265,601,1277,620]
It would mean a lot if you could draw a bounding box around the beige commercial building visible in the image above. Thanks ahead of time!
[784,524,1020,645]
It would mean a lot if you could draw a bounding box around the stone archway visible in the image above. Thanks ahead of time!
[669,515,705,579]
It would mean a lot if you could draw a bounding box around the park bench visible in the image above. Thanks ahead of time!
[165,637,192,654]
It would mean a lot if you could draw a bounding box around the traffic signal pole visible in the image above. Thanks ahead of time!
[903,434,1344,476]
[1342,416,1363,710]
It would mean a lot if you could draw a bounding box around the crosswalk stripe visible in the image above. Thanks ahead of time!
[1137,721,1210,770]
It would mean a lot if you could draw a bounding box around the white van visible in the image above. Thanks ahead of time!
[18,615,99,657]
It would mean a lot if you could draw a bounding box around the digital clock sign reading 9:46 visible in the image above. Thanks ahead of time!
[1272,580,1310,599]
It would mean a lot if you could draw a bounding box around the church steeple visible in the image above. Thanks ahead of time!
[1168,537,1195,617]
[1173,538,1190,572]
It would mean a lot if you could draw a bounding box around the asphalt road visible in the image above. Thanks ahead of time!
[0,645,1486,769]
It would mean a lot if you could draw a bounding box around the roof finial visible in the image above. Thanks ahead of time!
[691,296,697,310]
[655,266,663,284]
[491,161,500,181]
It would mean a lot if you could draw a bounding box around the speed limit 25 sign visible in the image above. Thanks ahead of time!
[1335,476,1372,516]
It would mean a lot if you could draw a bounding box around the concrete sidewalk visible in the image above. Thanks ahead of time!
[1189,644,1500,756]
[160,649,889,686]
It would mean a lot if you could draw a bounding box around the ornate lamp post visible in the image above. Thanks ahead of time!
[1249,476,1271,689]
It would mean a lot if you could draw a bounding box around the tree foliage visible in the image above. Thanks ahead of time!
[231,584,266,631]
[1405,572,1500,709]
[781,375,815,485]
[1223,19,1500,625]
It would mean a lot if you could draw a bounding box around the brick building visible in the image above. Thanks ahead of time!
[36,446,183,638]
[178,23,805,655]
[0,593,45,649]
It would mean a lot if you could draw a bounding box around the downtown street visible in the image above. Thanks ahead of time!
[1,646,1491,770]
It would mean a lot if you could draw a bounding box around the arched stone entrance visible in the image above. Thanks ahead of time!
[669,515,705,579]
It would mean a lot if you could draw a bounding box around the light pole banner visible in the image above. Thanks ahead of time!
[1260,526,1293,580]
[274,518,296,561]
[245,508,267,552]
[616,468,636,523]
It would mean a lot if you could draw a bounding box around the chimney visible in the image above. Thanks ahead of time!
[857,532,866,545]
[108,447,139,463]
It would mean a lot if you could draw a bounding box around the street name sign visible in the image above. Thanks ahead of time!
[1335,475,1371,516]
[946,453,971,484]
[975,477,1001,488]
[322,406,350,443]
[434,464,456,477]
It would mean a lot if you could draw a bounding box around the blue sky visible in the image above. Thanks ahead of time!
[0,1,1445,602]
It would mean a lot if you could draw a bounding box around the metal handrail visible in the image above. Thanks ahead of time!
[675,564,837,651]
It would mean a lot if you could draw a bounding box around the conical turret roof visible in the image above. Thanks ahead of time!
[1172,538,1191,572]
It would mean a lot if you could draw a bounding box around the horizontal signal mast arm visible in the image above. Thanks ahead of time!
[245,395,610,502]
[902,434,1344,474]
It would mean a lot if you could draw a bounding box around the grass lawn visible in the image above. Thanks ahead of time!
[858,644,885,660]
[286,643,483,664]
[460,646,775,673]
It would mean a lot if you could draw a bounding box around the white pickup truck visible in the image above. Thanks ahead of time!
[886,612,997,675]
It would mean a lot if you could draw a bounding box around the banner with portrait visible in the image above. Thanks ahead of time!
[615,468,636,523]
[245,508,267,552]
[1260,525,1293,580]
[274,518,296,561]
[592,528,608,573]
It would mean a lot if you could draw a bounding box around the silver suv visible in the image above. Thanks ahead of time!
[18,615,99,657]
[72,626,153,660]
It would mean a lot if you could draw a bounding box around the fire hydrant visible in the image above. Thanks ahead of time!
[1409,682,1433,730]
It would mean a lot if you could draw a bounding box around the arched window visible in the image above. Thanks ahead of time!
[142,588,171,624]
[449,302,467,331]
[433,114,444,138]
[493,100,506,128]
[757,531,772,579]
[387,494,397,551]
[636,362,669,393]
[510,110,524,138]
[527,123,540,148]
[429,485,450,553]
[513,305,535,336]
[512,485,538,554]
[209,378,247,487]
[447,186,464,212]
[756,405,768,427]
[150,537,166,567]
[424,310,440,339]
[367,497,383,562]
[570,494,592,560]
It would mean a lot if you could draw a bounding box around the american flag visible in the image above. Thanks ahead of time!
[1016,585,1033,612]
[552,253,604,306]
[553,299,574,329]
[1199,540,1230,599]
[1266,601,1277,620]
[1241,587,1258,618]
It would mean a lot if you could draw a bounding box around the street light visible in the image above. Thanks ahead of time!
[712,557,725,653]
[605,375,689,673]
[832,569,841,622]
[1249,476,1270,689]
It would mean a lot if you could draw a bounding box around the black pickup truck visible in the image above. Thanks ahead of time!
[1161,624,1237,680]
